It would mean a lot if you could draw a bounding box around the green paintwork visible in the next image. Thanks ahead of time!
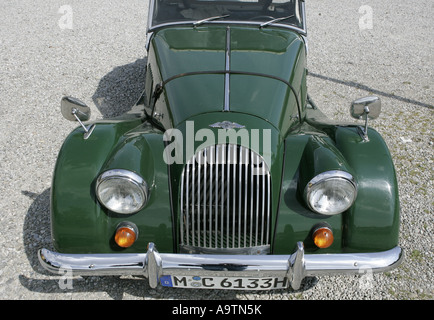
[50,23,400,255]
[51,116,174,254]
[274,120,400,254]
[148,25,306,134]
[336,127,400,252]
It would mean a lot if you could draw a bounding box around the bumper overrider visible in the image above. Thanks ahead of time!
[38,242,403,290]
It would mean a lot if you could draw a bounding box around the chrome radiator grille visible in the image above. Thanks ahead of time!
[179,144,272,254]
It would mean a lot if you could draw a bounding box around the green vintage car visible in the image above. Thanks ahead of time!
[39,0,403,290]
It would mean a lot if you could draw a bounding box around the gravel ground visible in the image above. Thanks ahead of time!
[0,0,432,300]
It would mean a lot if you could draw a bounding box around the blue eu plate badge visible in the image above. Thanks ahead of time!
[160,275,173,287]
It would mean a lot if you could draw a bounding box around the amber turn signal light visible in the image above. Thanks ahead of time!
[313,227,334,248]
[115,224,138,248]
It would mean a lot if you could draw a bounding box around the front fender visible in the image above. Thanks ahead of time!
[274,125,400,254]
[51,120,174,254]
[335,126,400,252]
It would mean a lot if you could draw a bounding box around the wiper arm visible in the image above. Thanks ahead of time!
[259,15,294,28]
[193,14,230,27]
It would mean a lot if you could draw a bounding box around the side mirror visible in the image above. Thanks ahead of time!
[350,96,381,141]
[61,96,91,121]
[350,96,381,120]
[60,96,95,139]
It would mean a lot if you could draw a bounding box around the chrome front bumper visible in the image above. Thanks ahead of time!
[38,242,403,290]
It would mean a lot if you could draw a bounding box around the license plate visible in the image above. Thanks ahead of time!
[160,275,288,290]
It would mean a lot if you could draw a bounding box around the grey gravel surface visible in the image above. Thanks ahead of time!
[0,0,432,300]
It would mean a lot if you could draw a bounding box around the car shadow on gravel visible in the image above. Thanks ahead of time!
[92,58,147,119]
[20,188,318,299]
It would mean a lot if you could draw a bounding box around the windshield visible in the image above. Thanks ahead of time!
[149,0,305,31]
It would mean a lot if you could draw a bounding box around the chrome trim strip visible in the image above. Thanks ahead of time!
[224,27,231,111]
[232,144,236,248]
[249,150,253,247]
[39,244,403,291]
[261,160,265,245]
[192,152,196,247]
[209,146,213,248]
[214,144,219,248]
[220,144,225,248]
[185,161,190,245]
[238,146,242,248]
[180,169,185,246]
[267,170,271,243]
[226,144,230,247]
[197,152,201,247]
[255,154,259,246]
[243,147,248,247]
[208,148,214,247]
[203,148,207,248]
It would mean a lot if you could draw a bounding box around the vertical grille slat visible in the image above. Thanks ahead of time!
[192,152,196,247]
[261,163,265,245]
[208,146,213,248]
[232,144,236,248]
[244,147,248,248]
[180,170,185,246]
[215,145,219,248]
[255,153,260,246]
[203,149,207,248]
[180,144,272,254]
[185,163,190,245]
[221,144,225,248]
[238,145,242,248]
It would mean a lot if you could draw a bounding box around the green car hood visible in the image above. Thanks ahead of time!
[150,25,307,134]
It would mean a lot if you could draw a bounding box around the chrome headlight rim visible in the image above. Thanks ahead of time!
[304,170,357,216]
[96,169,149,214]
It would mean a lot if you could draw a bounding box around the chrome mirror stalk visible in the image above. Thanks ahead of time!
[61,96,95,139]
[71,107,96,139]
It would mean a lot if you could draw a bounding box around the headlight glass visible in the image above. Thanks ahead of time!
[96,169,149,214]
[305,171,357,215]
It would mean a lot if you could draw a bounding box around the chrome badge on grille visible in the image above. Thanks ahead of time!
[209,121,245,129]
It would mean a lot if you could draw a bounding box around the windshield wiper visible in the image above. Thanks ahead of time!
[193,14,230,27]
[259,15,294,28]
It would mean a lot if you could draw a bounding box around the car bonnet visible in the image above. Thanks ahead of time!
[150,24,306,132]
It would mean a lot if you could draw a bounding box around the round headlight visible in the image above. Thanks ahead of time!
[304,170,357,215]
[96,169,149,214]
